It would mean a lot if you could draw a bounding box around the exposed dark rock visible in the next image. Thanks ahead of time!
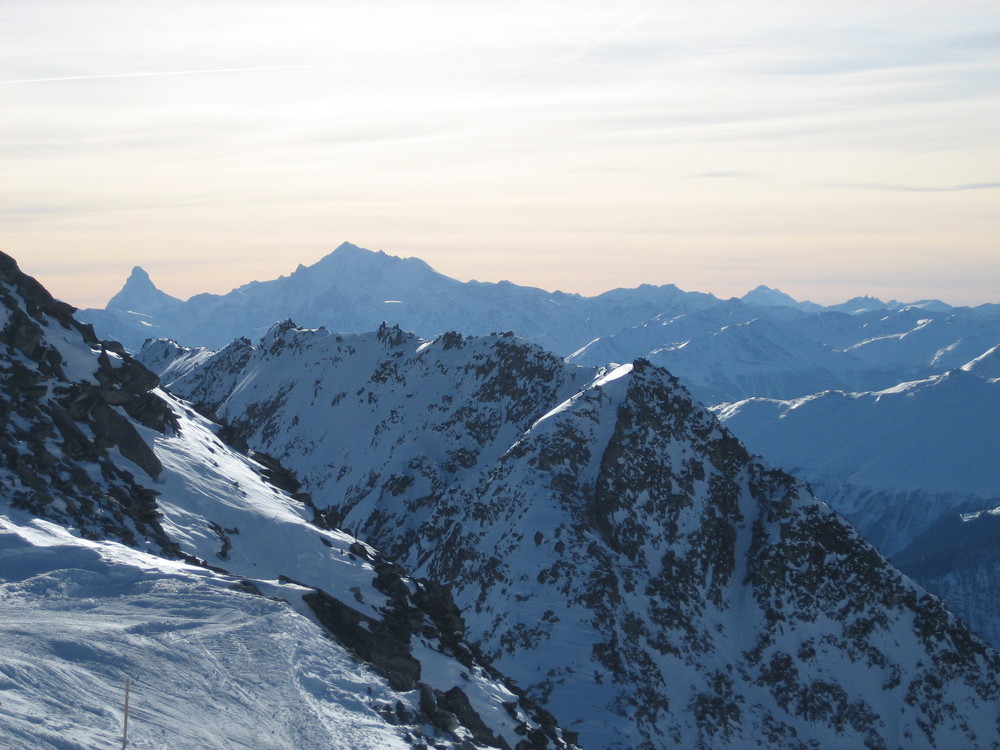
[302,586,422,691]
[437,686,506,748]
[0,251,177,552]
[249,449,302,493]
[89,397,163,478]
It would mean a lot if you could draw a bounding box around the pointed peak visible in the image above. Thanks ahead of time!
[127,266,152,284]
[107,265,181,314]
[332,241,365,254]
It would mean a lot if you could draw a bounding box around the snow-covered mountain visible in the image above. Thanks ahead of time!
[568,302,1000,403]
[740,284,824,312]
[0,251,578,750]
[713,365,1000,647]
[79,242,718,356]
[567,304,873,403]
[82,243,999,409]
[144,320,1000,749]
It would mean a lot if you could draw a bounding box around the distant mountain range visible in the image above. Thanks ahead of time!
[80,242,715,356]
[81,242,999,408]
[5,249,1000,748]
[81,242,1000,658]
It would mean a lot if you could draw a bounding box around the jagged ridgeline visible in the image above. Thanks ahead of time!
[146,320,1000,750]
[0,253,582,749]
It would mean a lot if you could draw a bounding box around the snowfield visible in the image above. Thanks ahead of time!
[0,515,412,750]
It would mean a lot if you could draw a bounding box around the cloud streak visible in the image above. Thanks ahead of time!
[0,64,333,86]
[2,0,999,307]
[853,182,1000,193]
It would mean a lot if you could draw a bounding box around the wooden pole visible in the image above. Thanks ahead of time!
[122,678,130,749]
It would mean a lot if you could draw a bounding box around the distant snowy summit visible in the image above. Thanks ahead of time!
[740,284,824,312]
[79,242,998,405]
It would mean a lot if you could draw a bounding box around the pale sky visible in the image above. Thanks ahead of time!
[3,0,999,309]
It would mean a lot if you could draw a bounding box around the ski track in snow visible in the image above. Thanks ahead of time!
[0,517,411,750]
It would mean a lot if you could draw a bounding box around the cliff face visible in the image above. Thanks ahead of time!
[149,321,1000,749]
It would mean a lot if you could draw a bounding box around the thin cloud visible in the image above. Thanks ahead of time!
[853,182,1000,192]
[0,64,332,86]
[686,171,755,179]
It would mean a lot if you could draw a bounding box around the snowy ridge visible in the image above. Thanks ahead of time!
[81,243,998,408]
[568,302,1000,404]
[147,320,1000,749]
[0,251,579,750]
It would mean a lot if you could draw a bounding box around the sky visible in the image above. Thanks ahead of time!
[2,0,999,309]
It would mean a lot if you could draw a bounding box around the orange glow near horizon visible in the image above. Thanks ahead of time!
[4,1,999,309]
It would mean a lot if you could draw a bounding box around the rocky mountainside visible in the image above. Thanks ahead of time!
[0,251,578,750]
[145,321,1000,750]
[713,365,1000,647]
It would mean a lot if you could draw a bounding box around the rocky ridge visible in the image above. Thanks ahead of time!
[146,320,1000,750]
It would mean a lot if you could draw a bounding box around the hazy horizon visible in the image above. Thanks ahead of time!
[15,241,996,311]
[4,1,999,309]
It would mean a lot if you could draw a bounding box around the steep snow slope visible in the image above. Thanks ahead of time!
[0,251,578,750]
[713,367,1000,647]
[149,322,1000,750]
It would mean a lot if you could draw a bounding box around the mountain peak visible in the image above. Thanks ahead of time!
[828,295,887,314]
[741,284,800,307]
[127,265,153,285]
[107,266,182,314]
[301,242,439,285]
